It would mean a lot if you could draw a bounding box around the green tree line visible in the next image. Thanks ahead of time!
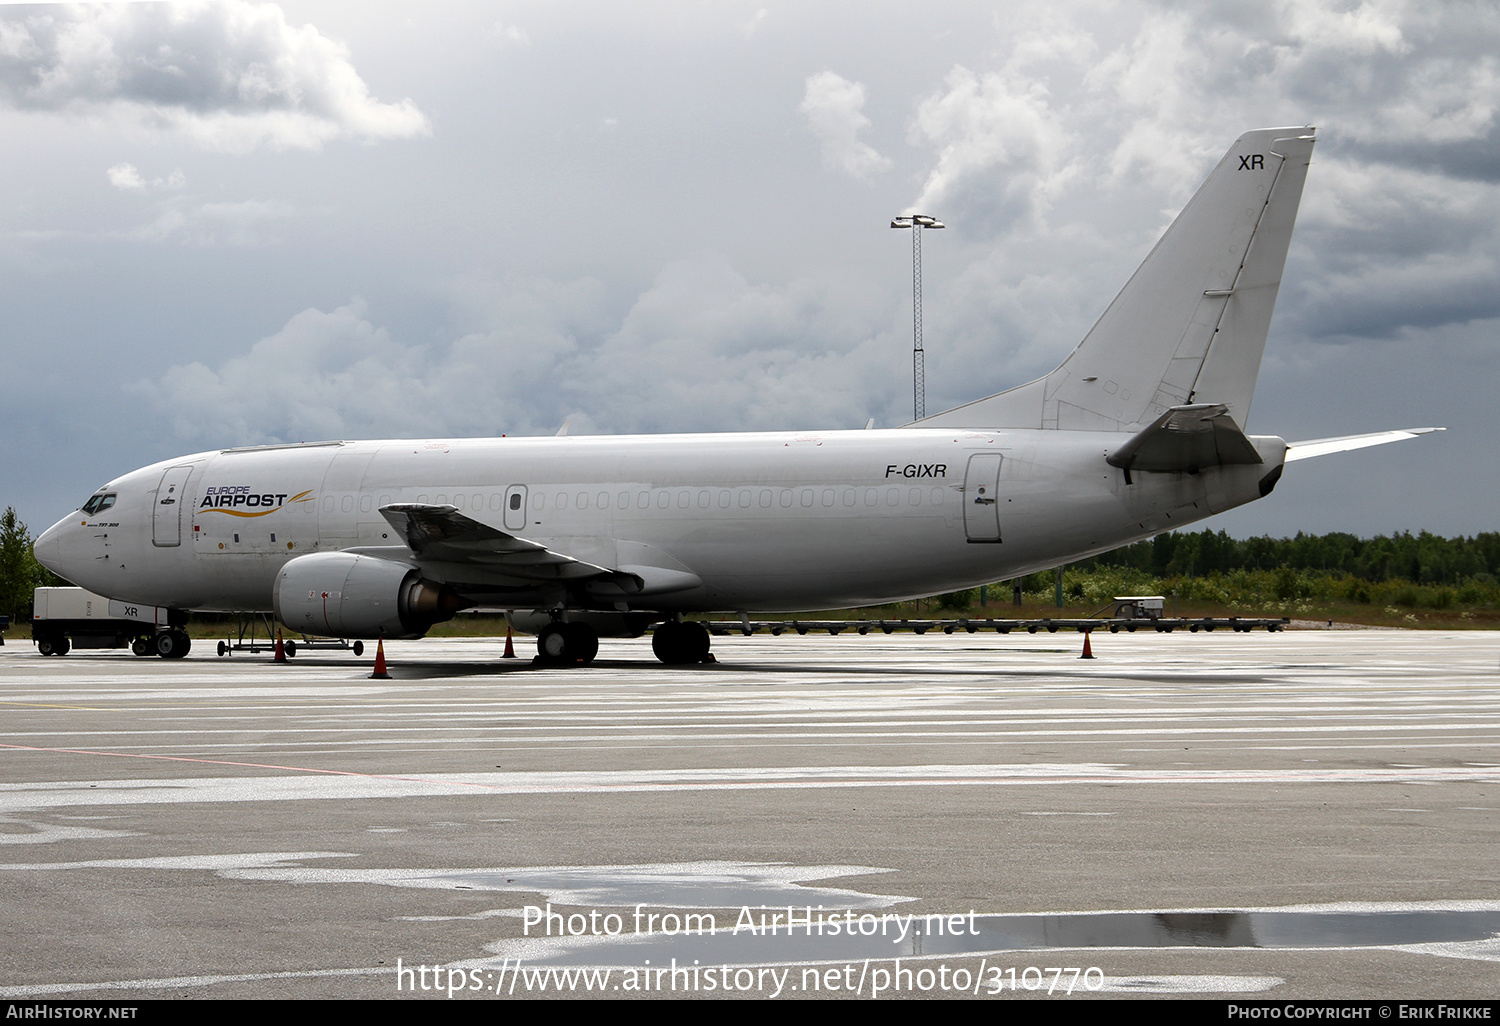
[0,508,64,623]
[1076,528,1500,585]
[989,528,1500,618]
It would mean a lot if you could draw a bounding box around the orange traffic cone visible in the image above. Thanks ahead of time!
[1080,632,1094,659]
[503,626,516,658]
[370,636,391,679]
[274,629,286,662]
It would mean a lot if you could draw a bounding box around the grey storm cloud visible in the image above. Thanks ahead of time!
[141,259,908,447]
[0,1,428,151]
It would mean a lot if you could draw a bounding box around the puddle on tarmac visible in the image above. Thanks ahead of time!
[484,907,1500,967]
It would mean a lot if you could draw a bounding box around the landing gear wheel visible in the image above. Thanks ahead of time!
[565,622,599,666]
[651,620,710,665]
[135,637,153,657]
[155,630,191,659]
[537,622,570,664]
[536,622,599,666]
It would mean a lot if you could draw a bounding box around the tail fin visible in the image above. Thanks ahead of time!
[919,127,1316,432]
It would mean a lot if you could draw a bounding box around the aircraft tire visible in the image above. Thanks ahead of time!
[155,630,191,659]
[651,623,684,663]
[537,622,570,664]
[684,621,710,663]
[652,621,709,665]
[564,622,599,666]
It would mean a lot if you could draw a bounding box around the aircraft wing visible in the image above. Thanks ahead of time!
[378,503,616,582]
[1284,427,1445,462]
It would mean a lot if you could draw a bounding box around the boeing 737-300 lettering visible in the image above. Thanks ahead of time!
[32,127,1442,665]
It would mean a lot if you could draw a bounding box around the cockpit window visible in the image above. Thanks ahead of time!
[80,493,116,516]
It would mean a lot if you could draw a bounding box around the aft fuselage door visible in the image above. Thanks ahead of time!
[152,465,195,547]
[503,485,528,532]
[962,453,1003,543]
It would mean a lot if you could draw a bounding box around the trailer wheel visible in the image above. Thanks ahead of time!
[133,637,152,657]
[216,640,228,657]
[155,630,190,659]
[352,640,365,656]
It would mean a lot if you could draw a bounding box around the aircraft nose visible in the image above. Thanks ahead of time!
[33,521,65,577]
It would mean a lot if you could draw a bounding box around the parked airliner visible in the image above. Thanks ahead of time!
[33,127,1440,665]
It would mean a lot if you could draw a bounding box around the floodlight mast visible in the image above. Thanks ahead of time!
[891,214,944,420]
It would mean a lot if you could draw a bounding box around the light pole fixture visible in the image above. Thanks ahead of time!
[891,214,944,420]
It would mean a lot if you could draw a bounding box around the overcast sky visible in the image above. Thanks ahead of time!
[1,0,1495,542]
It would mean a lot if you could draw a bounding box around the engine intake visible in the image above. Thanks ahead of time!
[272,552,468,639]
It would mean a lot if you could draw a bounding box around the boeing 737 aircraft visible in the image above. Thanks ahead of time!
[33,127,1440,665]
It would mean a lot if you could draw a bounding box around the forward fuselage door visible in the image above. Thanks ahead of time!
[152,465,195,547]
[503,485,528,532]
[962,453,1003,543]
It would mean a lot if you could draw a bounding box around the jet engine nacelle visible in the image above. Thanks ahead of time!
[272,552,467,640]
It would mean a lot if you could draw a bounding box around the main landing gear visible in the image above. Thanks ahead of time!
[530,616,714,667]
[535,621,599,667]
[651,620,711,665]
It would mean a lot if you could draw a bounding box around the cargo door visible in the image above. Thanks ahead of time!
[318,448,377,548]
[152,465,195,547]
[962,453,1003,543]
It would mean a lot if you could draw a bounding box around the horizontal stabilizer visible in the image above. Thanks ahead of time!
[1106,404,1264,474]
[1284,427,1445,463]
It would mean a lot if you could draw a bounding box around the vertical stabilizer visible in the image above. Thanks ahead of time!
[918,127,1316,431]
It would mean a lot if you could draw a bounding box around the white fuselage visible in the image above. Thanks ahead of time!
[34,427,1285,616]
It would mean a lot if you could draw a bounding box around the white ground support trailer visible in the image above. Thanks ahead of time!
[31,587,189,658]
[1111,596,1167,619]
